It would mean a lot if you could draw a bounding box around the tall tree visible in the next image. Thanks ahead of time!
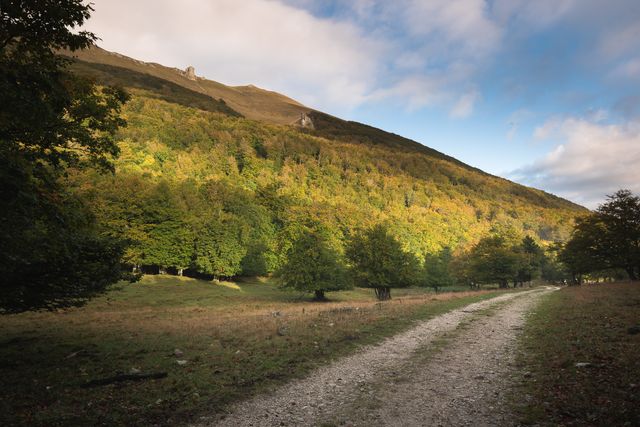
[597,190,640,280]
[345,224,420,300]
[559,190,640,282]
[1,0,128,170]
[467,235,520,288]
[277,229,349,301]
[514,236,545,286]
[142,181,193,274]
[0,1,129,312]
[192,214,246,279]
[423,247,455,292]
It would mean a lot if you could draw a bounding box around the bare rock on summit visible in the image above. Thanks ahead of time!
[184,66,196,80]
[294,112,314,129]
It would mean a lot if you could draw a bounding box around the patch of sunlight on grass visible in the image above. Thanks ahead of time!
[215,281,242,291]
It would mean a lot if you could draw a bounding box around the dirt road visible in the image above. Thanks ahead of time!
[197,288,555,427]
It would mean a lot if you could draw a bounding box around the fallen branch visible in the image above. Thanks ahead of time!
[82,372,168,388]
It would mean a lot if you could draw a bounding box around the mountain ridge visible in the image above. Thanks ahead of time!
[67,45,310,125]
[66,45,582,212]
[62,45,588,277]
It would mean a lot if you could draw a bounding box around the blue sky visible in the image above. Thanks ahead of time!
[86,0,640,208]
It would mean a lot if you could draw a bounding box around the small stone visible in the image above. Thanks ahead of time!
[155,398,162,405]
[130,367,141,374]
[177,359,188,366]
[174,349,184,357]
[575,362,591,368]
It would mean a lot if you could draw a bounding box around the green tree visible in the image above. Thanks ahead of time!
[467,235,520,288]
[345,224,420,300]
[423,247,455,292]
[559,215,608,284]
[0,0,129,312]
[1,0,128,171]
[143,181,193,274]
[596,190,640,280]
[277,229,349,301]
[192,214,246,279]
[559,190,640,283]
[514,236,545,286]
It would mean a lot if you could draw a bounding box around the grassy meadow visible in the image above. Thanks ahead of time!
[513,281,640,425]
[1,276,503,426]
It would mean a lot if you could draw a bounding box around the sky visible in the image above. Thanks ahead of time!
[84,0,640,208]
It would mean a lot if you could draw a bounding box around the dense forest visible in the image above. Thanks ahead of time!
[0,0,590,311]
[63,60,585,282]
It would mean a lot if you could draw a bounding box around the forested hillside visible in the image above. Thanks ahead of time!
[65,48,586,278]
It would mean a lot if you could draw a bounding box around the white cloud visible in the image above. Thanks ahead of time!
[612,57,640,80]
[492,0,576,28]
[404,0,501,57]
[85,0,640,126]
[450,89,480,118]
[597,22,640,60]
[367,75,443,111]
[512,117,640,207]
[87,0,384,112]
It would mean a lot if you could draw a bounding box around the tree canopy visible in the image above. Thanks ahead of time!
[277,228,349,301]
[560,190,640,282]
[345,224,420,300]
[0,0,129,312]
[422,247,455,292]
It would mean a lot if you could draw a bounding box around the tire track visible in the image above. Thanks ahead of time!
[195,288,553,427]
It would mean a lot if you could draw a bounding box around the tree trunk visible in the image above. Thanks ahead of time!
[178,268,183,276]
[626,267,638,281]
[313,289,327,301]
[374,287,391,301]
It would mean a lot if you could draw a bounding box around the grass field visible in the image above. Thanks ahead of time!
[513,281,640,425]
[0,276,503,426]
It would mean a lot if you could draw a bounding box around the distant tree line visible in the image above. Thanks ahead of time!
[276,222,562,301]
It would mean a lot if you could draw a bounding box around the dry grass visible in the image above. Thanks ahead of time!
[0,276,502,426]
[513,281,640,426]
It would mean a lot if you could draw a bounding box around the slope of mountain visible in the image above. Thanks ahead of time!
[64,46,586,277]
[68,45,309,125]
